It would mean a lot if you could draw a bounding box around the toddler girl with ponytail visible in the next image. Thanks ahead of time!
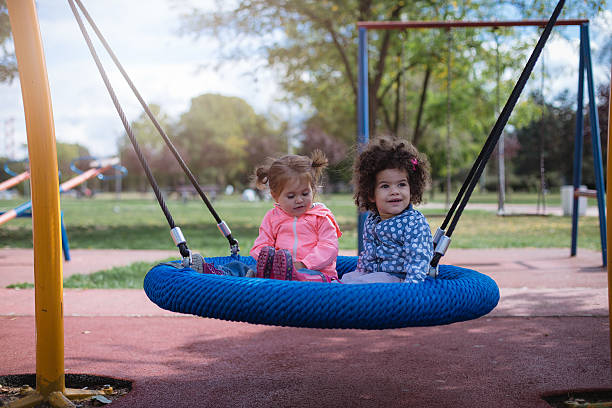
[200,150,342,283]
[250,150,342,282]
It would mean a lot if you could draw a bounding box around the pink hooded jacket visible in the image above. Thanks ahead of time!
[250,203,342,279]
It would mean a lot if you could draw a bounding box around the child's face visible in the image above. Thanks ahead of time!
[371,168,411,220]
[274,177,313,217]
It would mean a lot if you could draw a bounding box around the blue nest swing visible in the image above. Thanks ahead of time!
[144,255,499,330]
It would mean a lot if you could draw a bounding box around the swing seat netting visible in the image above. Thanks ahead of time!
[144,255,499,330]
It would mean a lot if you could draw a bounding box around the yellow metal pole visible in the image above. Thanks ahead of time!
[607,65,612,369]
[7,0,65,397]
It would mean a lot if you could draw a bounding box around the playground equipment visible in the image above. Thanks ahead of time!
[606,65,612,365]
[7,1,86,405]
[145,256,498,329]
[69,155,127,197]
[0,160,72,262]
[0,157,124,262]
[356,16,606,266]
[0,160,30,192]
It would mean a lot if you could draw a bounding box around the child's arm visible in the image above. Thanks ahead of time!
[300,216,339,271]
[249,211,276,259]
[402,214,433,282]
[355,214,375,273]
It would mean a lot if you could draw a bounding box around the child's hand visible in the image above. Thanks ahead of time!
[293,261,306,271]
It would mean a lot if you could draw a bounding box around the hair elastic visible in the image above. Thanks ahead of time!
[411,158,418,171]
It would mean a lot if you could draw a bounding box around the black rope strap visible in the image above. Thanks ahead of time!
[430,0,565,269]
[69,0,240,256]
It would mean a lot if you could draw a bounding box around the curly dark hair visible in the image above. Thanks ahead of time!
[353,136,431,213]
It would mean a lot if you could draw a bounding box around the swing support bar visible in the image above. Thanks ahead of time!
[357,16,606,266]
[6,1,113,406]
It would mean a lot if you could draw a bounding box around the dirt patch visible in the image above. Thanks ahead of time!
[0,374,131,407]
[542,389,612,407]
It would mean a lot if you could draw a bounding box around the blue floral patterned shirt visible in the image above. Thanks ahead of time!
[356,205,433,283]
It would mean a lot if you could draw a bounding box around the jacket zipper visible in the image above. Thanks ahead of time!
[292,217,298,259]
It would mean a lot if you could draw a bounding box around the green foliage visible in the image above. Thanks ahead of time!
[176,93,286,187]
[178,0,607,191]
[0,0,17,84]
[6,282,33,289]
[62,259,175,289]
[510,86,609,191]
[116,97,286,190]
[117,104,186,191]
[56,141,90,182]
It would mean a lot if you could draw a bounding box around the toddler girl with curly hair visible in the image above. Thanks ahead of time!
[341,136,433,284]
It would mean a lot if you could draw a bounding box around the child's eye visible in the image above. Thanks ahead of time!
[380,184,389,189]
[287,194,295,199]
[302,191,310,196]
[399,182,408,187]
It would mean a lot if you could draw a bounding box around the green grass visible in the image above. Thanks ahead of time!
[0,192,603,253]
[1,192,604,288]
[6,259,172,289]
[61,259,174,289]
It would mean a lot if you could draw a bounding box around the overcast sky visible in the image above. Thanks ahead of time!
[1,0,287,158]
[1,2,611,159]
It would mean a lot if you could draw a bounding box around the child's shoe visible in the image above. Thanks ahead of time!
[191,253,224,275]
[271,249,294,280]
[202,263,225,275]
[256,246,276,278]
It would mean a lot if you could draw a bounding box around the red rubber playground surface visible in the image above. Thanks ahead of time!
[1,247,611,407]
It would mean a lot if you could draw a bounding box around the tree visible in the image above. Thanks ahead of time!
[55,141,90,184]
[176,93,286,188]
[510,83,609,192]
[0,0,18,84]
[178,0,607,189]
[298,122,350,191]
[116,97,285,192]
[117,104,185,191]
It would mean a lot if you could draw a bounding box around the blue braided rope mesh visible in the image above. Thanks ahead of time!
[144,255,499,330]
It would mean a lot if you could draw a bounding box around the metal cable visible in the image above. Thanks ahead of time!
[72,0,238,253]
[70,0,240,254]
[67,0,190,258]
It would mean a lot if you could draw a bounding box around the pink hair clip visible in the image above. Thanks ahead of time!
[411,158,418,171]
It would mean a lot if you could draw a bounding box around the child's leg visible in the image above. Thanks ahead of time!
[294,268,336,283]
[191,253,253,277]
[218,261,255,277]
[340,271,403,284]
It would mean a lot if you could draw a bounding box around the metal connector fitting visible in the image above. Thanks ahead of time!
[217,221,231,237]
[434,235,451,256]
[230,241,240,256]
[181,248,193,268]
[432,228,445,246]
[170,227,186,246]
[428,264,439,278]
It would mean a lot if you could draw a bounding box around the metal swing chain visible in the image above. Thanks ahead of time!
[430,0,566,274]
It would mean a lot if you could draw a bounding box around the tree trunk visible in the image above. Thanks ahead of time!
[412,65,432,146]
